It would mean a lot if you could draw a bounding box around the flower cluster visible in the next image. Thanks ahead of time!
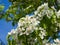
[8,15,40,35]
[39,27,46,39]
[7,3,60,45]
[56,10,60,18]
[34,3,55,19]
[17,15,40,35]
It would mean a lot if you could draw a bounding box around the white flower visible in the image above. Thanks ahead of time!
[8,29,16,35]
[46,10,54,18]
[21,27,25,31]
[54,39,60,43]
[14,14,40,36]
[37,3,48,11]
[8,32,11,35]
[11,29,16,34]
[39,27,46,39]
[34,11,38,15]
[56,10,60,18]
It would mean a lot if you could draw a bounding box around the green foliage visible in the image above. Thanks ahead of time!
[0,0,60,26]
[0,5,5,20]
[0,5,4,12]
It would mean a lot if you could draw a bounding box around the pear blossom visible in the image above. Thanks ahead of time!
[8,29,16,35]
[34,3,55,19]
[56,10,60,18]
[7,3,60,45]
[39,27,46,39]
[8,32,11,35]
[54,39,60,43]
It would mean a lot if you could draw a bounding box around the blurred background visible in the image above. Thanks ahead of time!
[0,0,17,44]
